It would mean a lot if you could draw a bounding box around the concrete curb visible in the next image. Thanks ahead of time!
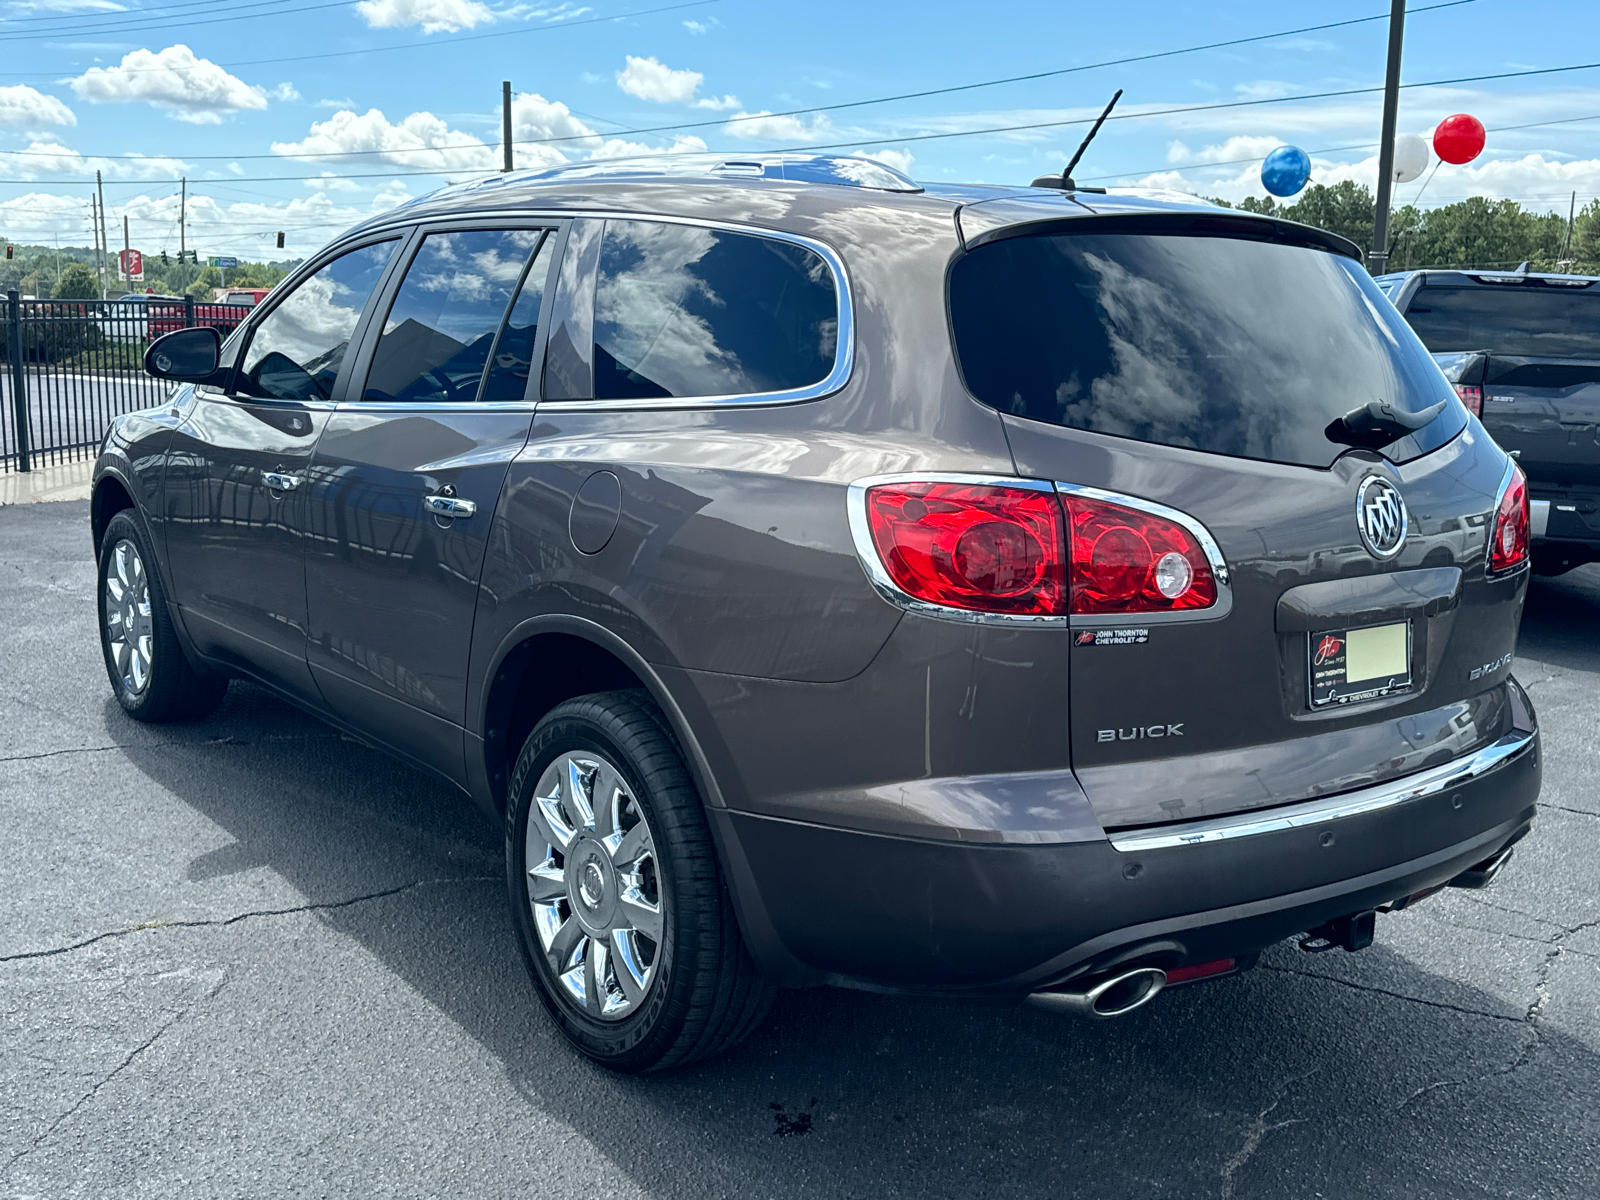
[0,459,94,505]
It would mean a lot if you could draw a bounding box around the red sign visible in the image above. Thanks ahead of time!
[1313,634,1343,666]
[119,249,143,282]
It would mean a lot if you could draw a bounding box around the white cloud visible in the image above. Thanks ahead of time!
[69,45,269,124]
[683,17,716,34]
[3,140,185,181]
[616,55,700,104]
[586,134,709,160]
[0,85,76,128]
[354,0,494,32]
[303,171,363,193]
[1165,136,1284,166]
[271,82,300,103]
[615,55,737,109]
[723,110,834,142]
[510,92,600,166]
[855,147,915,176]
[272,108,497,171]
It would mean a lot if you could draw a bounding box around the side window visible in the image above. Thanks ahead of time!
[237,240,397,401]
[482,234,555,403]
[362,229,544,404]
[592,220,839,400]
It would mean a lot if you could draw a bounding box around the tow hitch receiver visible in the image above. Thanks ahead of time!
[1299,910,1377,954]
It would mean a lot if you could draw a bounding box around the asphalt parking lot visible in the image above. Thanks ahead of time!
[3,498,1597,1200]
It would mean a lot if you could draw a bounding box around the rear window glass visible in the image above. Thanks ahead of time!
[949,230,1463,469]
[1405,284,1600,359]
[593,220,838,400]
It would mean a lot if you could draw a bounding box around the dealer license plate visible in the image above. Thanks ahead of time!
[1309,621,1412,708]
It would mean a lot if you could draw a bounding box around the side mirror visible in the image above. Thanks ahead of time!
[144,326,221,382]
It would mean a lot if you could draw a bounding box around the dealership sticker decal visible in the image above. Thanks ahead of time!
[1075,628,1149,646]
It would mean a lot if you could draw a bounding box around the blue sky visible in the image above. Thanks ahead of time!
[3,0,1599,260]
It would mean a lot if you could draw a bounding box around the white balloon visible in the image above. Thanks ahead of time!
[1392,133,1430,183]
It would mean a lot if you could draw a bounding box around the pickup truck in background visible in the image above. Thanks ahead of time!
[1379,268,1600,575]
[147,288,273,339]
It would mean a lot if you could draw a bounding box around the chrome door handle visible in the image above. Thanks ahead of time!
[423,494,477,518]
[261,471,301,491]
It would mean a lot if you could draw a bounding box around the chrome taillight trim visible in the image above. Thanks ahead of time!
[845,473,1234,628]
[1485,458,1532,578]
[1053,481,1233,628]
[1109,728,1536,852]
[845,472,1070,628]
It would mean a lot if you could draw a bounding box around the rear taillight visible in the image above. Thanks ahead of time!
[1488,464,1530,574]
[861,481,1067,616]
[1060,493,1217,614]
[1454,384,1483,416]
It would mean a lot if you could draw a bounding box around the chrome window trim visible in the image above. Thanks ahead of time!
[1485,457,1531,577]
[1053,481,1233,628]
[331,210,855,413]
[540,217,854,412]
[1108,729,1535,852]
[845,472,1070,628]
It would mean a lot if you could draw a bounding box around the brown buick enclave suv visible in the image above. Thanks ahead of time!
[94,153,1539,1071]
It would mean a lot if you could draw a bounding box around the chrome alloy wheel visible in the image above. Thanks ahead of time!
[103,538,153,695]
[526,751,663,1020]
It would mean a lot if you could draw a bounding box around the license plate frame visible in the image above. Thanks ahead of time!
[1309,620,1413,708]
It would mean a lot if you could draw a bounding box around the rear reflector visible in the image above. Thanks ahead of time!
[1488,464,1530,575]
[1163,957,1235,985]
[1061,493,1218,614]
[862,481,1067,616]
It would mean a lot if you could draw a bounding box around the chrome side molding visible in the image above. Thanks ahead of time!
[1109,729,1536,852]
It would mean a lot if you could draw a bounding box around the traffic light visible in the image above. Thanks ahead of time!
[4,245,12,261]
[160,250,170,265]
[276,231,285,249]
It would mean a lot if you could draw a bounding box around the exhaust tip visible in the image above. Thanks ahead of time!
[1027,965,1167,1020]
[1449,845,1514,890]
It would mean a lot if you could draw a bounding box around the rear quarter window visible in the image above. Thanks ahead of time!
[949,229,1463,469]
[592,220,838,400]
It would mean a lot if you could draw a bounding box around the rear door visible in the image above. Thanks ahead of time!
[949,215,1527,829]
[299,221,559,784]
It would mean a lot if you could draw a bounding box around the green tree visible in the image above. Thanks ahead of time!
[53,262,100,299]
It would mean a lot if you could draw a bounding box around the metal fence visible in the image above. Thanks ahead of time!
[2,292,209,473]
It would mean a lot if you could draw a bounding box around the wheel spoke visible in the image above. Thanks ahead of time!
[114,543,131,590]
[585,934,606,1015]
[114,638,130,676]
[105,574,125,604]
[531,787,577,854]
[591,762,624,838]
[546,915,584,972]
[618,887,663,943]
[526,857,566,904]
[565,757,595,831]
[611,929,648,1003]
[607,822,651,871]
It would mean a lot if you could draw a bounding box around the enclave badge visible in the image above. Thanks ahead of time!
[1356,476,1407,559]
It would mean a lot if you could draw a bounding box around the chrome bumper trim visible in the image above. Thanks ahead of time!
[1530,499,1550,540]
[1108,730,1536,852]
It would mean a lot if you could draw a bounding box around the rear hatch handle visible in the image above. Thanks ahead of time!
[1275,566,1461,633]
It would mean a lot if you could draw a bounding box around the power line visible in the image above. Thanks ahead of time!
[0,0,721,77]
[0,0,350,43]
[0,0,1483,162]
[0,0,296,26]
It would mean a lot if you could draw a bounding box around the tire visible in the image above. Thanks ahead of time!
[506,690,775,1072]
[97,510,228,722]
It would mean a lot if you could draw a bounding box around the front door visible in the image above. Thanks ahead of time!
[163,238,402,703]
[301,224,559,783]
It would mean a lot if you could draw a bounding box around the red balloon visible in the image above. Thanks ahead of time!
[1433,113,1486,165]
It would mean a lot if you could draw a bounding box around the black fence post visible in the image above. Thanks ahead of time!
[6,290,29,473]
[184,295,195,329]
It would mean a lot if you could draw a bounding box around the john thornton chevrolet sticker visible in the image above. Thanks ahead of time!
[1075,628,1150,646]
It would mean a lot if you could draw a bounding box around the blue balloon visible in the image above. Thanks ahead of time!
[1260,145,1311,197]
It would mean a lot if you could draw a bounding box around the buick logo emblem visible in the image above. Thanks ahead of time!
[1356,476,1407,559]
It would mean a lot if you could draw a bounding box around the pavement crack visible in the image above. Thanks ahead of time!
[0,733,347,766]
[1540,803,1600,819]
[0,876,498,964]
[1260,965,1523,1023]
[1217,1070,1318,1200]
[3,974,227,1177]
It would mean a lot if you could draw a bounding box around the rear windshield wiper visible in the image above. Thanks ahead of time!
[1326,397,1449,450]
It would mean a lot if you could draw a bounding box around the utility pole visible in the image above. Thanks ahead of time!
[179,177,187,292]
[502,80,514,172]
[1559,189,1577,272]
[95,170,109,299]
[122,214,130,293]
[1368,0,1406,275]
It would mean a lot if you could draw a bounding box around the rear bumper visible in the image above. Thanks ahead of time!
[717,725,1540,993]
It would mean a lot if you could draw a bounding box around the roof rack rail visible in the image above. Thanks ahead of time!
[455,152,923,195]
